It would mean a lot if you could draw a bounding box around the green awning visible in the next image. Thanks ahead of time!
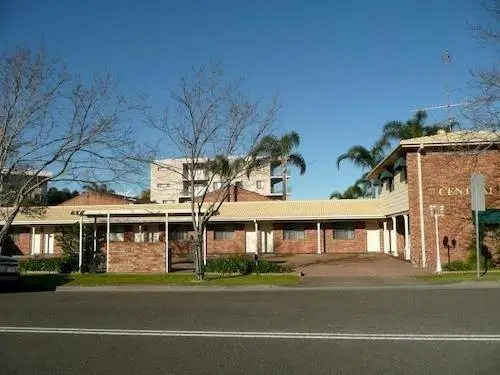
[472,209,500,224]
[379,170,393,180]
[393,157,406,170]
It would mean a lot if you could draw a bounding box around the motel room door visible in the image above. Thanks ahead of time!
[260,222,274,253]
[245,223,257,253]
[366,221,381,252]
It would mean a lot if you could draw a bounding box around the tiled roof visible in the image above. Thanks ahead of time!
[216,199,383,220]
[2,199,384,225]
[399,130,500,146]
[367,130,500,179]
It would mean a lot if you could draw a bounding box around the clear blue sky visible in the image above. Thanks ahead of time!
[2,0,496,199]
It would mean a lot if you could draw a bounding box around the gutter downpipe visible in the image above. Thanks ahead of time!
[417,144,426,268]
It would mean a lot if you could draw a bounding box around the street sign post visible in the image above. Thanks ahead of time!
[471,175,485,278]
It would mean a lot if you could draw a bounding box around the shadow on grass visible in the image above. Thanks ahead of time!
[205,273,246,281]
[0,274,73,294]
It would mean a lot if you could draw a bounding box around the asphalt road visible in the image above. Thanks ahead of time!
[1,287,500,374]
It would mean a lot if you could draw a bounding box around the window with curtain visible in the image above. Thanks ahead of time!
[214,225,234,240]
[283,223,305,240]
[170,225,192,241]
[333,223,355,240]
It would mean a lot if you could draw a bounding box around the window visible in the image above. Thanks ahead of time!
[9,232,20,244]
[283,224,305,240]
[213,181,223,190]
[256,180,264,189]
[399,169,407,183]
[171,225,192,241]
[214,225,234,240]
[234,181,243,188]
[334,223,355,240]
[109,225,125,242]
[157,183,171,189]
[162,200,175,204]
[385,178,394,192]
[139,225,160,243]
[157,166,168,171]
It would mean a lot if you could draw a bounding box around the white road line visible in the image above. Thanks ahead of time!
[1,327,500,341]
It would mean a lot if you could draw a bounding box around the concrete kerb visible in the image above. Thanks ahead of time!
[55,280,500,292]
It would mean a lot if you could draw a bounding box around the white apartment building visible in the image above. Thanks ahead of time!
[150,157,291,203]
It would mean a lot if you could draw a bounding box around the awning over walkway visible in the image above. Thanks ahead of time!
[472,209,500,224]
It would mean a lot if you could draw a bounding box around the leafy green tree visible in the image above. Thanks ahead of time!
[47,187,79,205]
[255,131,306,200]
[82,182,115,194]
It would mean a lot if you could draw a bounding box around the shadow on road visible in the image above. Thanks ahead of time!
[0,274,72,294]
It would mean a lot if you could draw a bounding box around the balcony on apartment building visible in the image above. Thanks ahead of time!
[269,185,292,196]
[270,165,291,179]
[182,166,208,181]
[180,185,208,198]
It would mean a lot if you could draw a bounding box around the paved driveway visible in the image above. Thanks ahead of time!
[264,253,430,284]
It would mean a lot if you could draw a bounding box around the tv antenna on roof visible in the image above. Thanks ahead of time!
[411,50,473,130]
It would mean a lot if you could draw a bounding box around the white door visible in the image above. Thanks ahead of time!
[44,230,55,254]
[366,221,381,252]
[32,231,42,255]
[245,223,257,253]
[260,223,274,253]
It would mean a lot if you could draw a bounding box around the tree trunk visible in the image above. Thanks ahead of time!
[191,235,205,281]
[282,160,288,201]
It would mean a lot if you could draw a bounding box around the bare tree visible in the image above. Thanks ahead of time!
[466,0,500,133]
[147,64,278,280]
[0,47,138,253]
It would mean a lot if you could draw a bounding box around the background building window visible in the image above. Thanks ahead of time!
[214,225,234,240]
[162,200,175,204]
[256,180,264,189]
[333,223,355,240]
[283,223,305,240]
[213,181,223,190]
[157,183,171,189]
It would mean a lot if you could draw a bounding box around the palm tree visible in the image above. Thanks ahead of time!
[329,178,370,200]
[336,137,389,172]
[382,110,458,143]
[255,131,306,200]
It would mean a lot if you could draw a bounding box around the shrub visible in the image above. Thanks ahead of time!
[204,256,292,274]
[20,256,64,273]
[442,260,473,272]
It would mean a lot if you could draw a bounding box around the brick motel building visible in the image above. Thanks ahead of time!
[2,131,499,273]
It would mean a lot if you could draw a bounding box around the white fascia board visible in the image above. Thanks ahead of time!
[209,214,385,222]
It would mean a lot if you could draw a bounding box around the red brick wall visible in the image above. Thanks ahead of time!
[407,147,500,269]
[108,242,165,273]
[206,223,245,254]
[323,222,367,253]
[273,222,318,254]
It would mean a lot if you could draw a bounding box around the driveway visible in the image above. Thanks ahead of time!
[264,253,430,285]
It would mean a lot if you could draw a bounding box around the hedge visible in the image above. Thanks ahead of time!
[20,256,65,273]
[203,256,292,275]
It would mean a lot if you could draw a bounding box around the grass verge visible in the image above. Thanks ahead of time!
[417,271,500,283]
[12,272,299,290]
